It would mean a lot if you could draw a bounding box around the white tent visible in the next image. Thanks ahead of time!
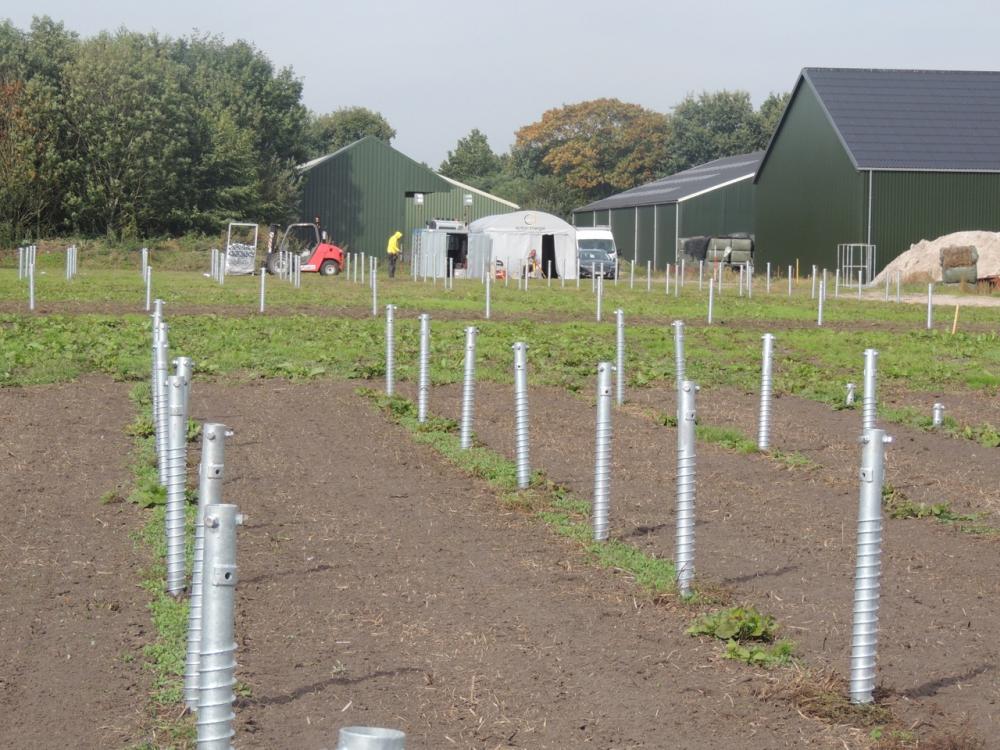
[467,211,577,280]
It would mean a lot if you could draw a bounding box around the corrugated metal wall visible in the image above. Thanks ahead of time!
[573,211,596,227]
[609,208,636,261]
[299,137,450,257]
[405,186,517,242]
[655,204,676,268]
[679,179,755,239]
[754,82,865,269]
[636,206,655,268]
[873,171,1000,268]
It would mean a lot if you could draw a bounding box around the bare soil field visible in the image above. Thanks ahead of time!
[0,378,148,749]
[186,379,856,749]
[400,380,1000,743]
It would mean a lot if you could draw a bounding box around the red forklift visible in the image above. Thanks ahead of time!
[265,222,346,276]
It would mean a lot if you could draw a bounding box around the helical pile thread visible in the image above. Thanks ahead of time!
[849,430,887,704]
[675,381,697,596]
[672,321,686,389]
[757,334,775,450]
[150,315,162,479]
[615,310,625,406]
[513,343,531,489]
[384,306,395,396]
[154,324,170,486]
[417,315,430,423]
[459,328,478,449]
[164,375,188,596]
[862,349,878,432]
[592,363,613,540]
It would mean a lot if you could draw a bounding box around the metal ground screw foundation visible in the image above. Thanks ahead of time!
[197,503,243,748]
[417,314,430,423]
[932,403,945,427]
[259,267,266,313]
[154,321,170,485]
[614,309,625,405]
[846,382,856,406]
[707,279,714,324]
[165,374,189,596]
[145,267,153,311]
[675,380,698,596]
[385,305,396,396]
[672,320,686,389]
[185,422,228,711]
[862,349,878,432]
[757,334,775,450]
[926,284,934,329]
[849,429,891,704]
[459,327,478,449]
[484,271,491,319]
[592,362,614,541]
[335,727,406,750]
[512,342,531,489]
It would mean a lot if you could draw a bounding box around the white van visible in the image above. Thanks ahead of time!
[576,226,618,267]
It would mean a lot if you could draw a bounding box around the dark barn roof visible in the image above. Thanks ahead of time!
[771,68,1000,173]
[576,151,763,212]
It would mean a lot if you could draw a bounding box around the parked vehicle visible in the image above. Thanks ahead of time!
[265,222,346,276]
[576,226,618,268]
[578,249,616,278]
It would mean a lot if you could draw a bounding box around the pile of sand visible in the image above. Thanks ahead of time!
[873,231,1000,284]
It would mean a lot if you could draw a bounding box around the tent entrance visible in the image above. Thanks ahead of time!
[541,234,558,278]
[446,232,468,276]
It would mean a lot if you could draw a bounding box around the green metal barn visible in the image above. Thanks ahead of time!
[755,68,1000,278]
[298,136,516,257]
[572,152,761,269]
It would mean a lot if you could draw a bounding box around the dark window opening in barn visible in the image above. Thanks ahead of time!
[446,233,467,275]
[541,234,558,278]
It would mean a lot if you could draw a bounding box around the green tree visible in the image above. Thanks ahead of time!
[668,90,760,172]
[511,98,672,203]
[757,92,790,144]
[305,106,395,158]
[439,128,502,187]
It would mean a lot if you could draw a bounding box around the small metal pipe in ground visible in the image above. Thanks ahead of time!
[766,262,771,293]
[629,260,634,289]
[512,342,531,489]
[592,361,614,541]
[835,268,840,298]
[817,279,825,326]
[164,374,189,596]
[614,309,625,405]
[417,314,430,423]
[336,727,406,750]
[926,283,934,329]
[672,320,686,389]
[707,279,714,324]
[459,327,478,450]
[932,403,945,427]
[646,260,651,292]
[857,271,862,300]
[811,266,817,298]
[197,503,243,748]
[699,260,704,291]
[154,321,170,486]
[28,263,35,311]
[184,422,228,712]
[371,273,378,317]
[757,334,775,450]
[145,266,153,311]
[384,305,396,396]
[259,266,266,313]
[846,382,856,406]
[787,266,793,297]
[484,271,491,319]
[849,428,891,704]
[675,380,698,597]
[862,349,878,432]
[595,273,603,322]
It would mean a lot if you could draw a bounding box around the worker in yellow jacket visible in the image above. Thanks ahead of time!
[386,230,402,278]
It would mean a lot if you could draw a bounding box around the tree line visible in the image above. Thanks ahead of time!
[0,16,787,243]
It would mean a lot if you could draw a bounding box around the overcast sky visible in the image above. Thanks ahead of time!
[6,1,1000,166]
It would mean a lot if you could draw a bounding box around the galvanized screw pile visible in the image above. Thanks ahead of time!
[862,349,878,432]
[817,279,825,326]
[707,279,714,324]
[757,334,775,450]
[184,423,227,711]
[459,327,478,450]
[337,727,406,749]
[926,283,934,330]
[259,267,266,313]
[154,320,171,485]
[846,382,856,406]
[932,403,945,427]
[145,266,153,311]
[512,342,531,489]
[141,247,149,278]
[417,314,430,423]
[484,270,491,319]
[384,305,396,396]
[197,503,243,748]
[164,374,189,596]
[675,380,698,597]
[672,320,686,389]
[849,429,891,704]
[371,272,378,317]
[28,260,35,311]
[592,362,614,541]
[595,273,603,322]
[614,309,625,405]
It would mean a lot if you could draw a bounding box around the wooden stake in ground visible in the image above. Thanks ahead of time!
[951,304,960,335]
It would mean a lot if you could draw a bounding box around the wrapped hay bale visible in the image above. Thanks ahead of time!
[940,245,978,284]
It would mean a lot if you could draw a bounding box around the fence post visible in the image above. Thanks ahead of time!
[512,342,531,489]
[849,429,891,704]
[615,309,625,405]
[757,333,775,450]
[459,327,478,450]
[184,422,228,712]
[592,362,614,541]
[675,380,697,597]
[197,503,243,747]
